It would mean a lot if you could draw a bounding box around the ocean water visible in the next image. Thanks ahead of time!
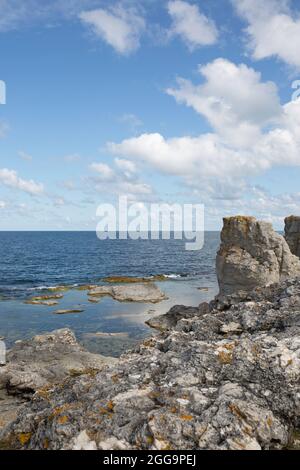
[0,232,220,356]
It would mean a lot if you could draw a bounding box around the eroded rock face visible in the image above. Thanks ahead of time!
[216,216,300,296]
[1,279,300,450]
[285,216,300,258]
[0,329,116,395]
[0,329,116,436]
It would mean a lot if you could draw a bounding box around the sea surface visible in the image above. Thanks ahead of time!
[0,232,220,356]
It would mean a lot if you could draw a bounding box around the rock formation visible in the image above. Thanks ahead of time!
[88,283,167,303]
[1,279,300,450]
[0,329,116,432]
[216,216,300,296]
[285,215,300,258]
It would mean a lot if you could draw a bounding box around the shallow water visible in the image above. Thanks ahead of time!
[0,232,220,356]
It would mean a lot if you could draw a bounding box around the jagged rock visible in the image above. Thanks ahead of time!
[216,216,300,295]
[2,278,300,450]
[146,303,209,332]
[0,329,116,396]
[88,283,167,303]
[285,215,300,258]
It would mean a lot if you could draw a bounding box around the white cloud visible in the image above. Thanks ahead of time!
[167,58,281,147]
[107,58,300,200]
[232,0,300,69]
[89,162,115,180]
[115,158,137,175]
[0,200,6,209]
[79,5,145,55]
[167,0,218,50]
[0,168,44,195]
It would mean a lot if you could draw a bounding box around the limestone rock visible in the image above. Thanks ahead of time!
[285,215,300,258]
[88,283,167,303]
[146,303,209,332]
[0,328,116,395]
[216,216,300,295]
[2,278,300,450]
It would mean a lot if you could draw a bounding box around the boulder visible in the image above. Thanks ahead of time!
[146,303,209,332]
[0,329,116,395]
[285,215,300,258]
[216,216,300,296]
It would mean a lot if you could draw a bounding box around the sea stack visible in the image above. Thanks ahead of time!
[216,216,300,296]
[285,215,300,258]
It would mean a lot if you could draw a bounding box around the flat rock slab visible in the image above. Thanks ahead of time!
[88,283,168,303]
[53,309,84,315]
[0,328,117,395]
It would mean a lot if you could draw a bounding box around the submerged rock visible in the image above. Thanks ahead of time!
[216,216,300,295]
[2,278,300,450]
[53,309,84,315]
[88,283,167,303]
[285,215,300,258]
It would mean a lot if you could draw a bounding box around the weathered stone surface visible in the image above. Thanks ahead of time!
[88,283,167,303]
[0,329,116,395]
[285,215,300,258]
[216,216,300,295]
[2,278,300,450]
[146,303,209,332]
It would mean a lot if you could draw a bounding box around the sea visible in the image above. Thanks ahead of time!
[0,232,220,356]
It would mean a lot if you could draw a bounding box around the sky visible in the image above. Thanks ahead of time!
[1,0,300,230]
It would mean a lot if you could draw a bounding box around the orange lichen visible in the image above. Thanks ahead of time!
[57,415,69,425]
[18,433,32,446]
[180,415,193,421]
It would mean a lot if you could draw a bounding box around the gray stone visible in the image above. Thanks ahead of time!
[0,328,116,395]
[2,278,300,450]
[146,303,209,332]
[88,283,167,303]
[216,216,300,295]
[285,215,300,258]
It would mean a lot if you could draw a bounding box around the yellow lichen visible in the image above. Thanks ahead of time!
[18,433,32,446]
[180,415,193,421]
[57,415,69,425]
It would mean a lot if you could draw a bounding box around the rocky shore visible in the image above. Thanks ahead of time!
[1,215,300,450]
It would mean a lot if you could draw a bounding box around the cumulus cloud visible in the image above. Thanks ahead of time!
[89,162,115,180]
[167,0,218,50]
[167,58,282,147]
[0,168,44,195]
[88,158,153,200]
[115,158,137,175]
[107,58,300,200]
[79,5,145,55]
[232,0,300,69]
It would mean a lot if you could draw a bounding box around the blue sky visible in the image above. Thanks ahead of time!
[1,0,300,230]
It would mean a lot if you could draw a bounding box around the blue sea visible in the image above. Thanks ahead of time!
[0,232,220,356]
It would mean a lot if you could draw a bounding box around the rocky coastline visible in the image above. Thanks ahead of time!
[1,215,300,450]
